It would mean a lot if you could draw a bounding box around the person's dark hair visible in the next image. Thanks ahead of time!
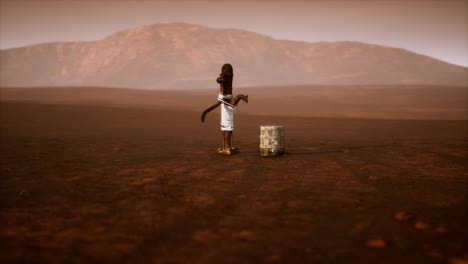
[221,63,233,77]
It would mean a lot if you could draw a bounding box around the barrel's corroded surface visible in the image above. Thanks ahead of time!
[259,125,285,156]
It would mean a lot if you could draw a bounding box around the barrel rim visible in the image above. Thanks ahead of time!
[260,125,284,129]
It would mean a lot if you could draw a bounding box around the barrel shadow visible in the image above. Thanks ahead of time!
[285,144,396,156]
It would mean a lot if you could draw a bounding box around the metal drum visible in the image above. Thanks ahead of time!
[259,125,285,156]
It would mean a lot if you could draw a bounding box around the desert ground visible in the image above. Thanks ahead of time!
[0,86,467,263]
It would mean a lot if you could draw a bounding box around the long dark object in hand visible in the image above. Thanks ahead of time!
[201,94,248,123]
[201,101,222,123]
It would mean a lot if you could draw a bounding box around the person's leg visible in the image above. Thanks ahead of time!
[218,131,231,154]
[230,132,238,152]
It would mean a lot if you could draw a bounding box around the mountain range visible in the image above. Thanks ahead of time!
[1,23,467,89]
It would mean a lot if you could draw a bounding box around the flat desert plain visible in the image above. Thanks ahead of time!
[0,86,467,263]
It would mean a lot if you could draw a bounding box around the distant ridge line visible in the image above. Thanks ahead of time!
[1,23,467,89]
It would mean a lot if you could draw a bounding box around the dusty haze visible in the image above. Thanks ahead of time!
[1,0,467,67]
[1,23,467,89]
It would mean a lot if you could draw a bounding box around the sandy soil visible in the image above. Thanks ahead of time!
[0,87,467,263]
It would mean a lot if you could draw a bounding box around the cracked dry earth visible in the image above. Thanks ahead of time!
[1,101,467,263]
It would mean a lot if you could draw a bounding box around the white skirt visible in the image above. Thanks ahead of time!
[220,103,235,131]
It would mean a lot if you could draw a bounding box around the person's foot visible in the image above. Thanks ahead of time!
[230,147,239,153]
[217,148,231,155]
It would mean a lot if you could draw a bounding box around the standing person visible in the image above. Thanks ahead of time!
[201,63,248,154]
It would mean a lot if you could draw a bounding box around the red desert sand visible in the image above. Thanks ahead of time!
[0,86,467,263]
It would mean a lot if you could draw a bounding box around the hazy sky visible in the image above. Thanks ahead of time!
[1,0,467,67]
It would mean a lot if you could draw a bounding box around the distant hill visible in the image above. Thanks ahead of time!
[1,23,467,89]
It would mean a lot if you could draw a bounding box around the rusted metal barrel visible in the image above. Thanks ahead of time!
[259,125,285,156]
